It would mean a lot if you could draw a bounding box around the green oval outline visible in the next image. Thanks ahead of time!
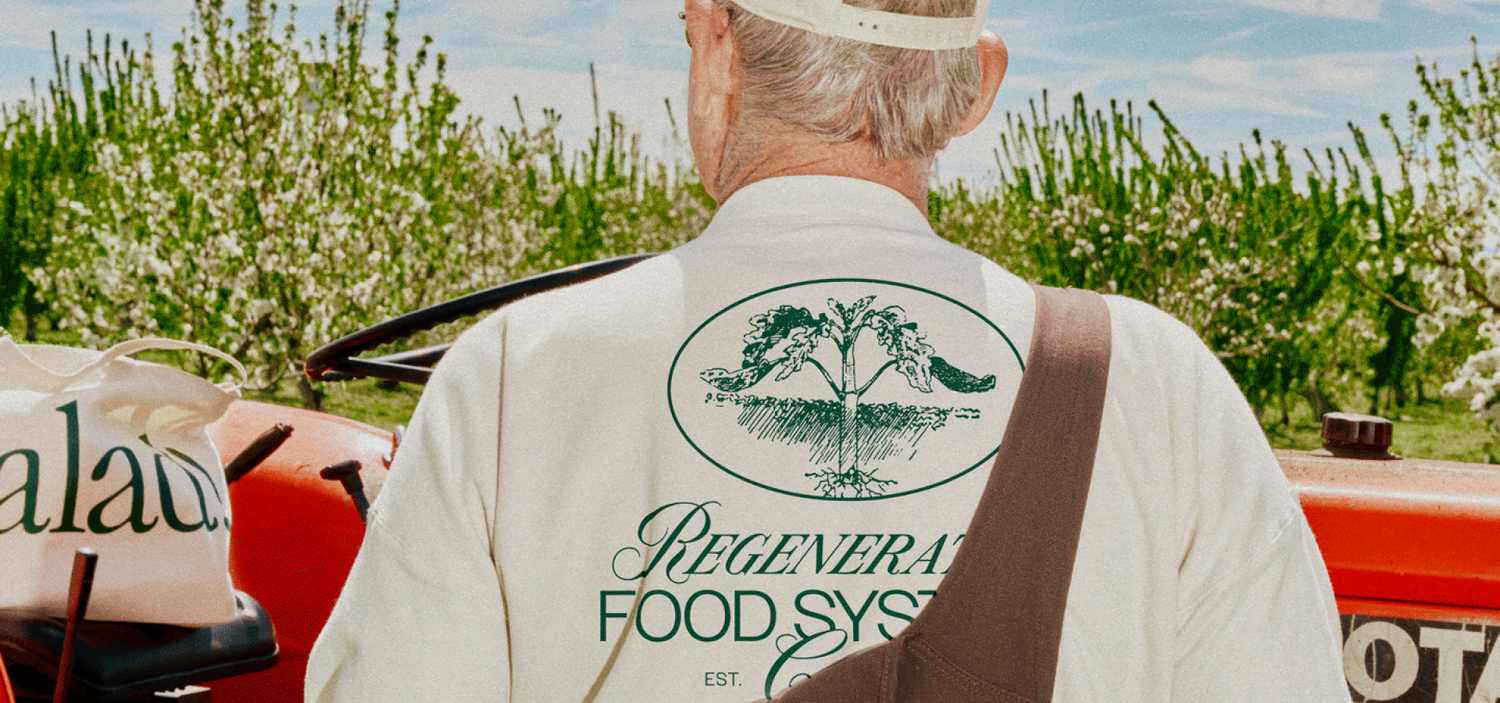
[668,278,1025,502]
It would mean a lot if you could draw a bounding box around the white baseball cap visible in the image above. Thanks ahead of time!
[732,0,993,51]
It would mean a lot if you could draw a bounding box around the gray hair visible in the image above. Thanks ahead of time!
[716,0,983,162]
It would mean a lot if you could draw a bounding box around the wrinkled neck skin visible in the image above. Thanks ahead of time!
[706,120,937,217]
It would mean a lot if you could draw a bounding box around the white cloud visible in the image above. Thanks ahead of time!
[985,18,1031,31]
[1156,83,1328,117]
[1187,51,1389,94]
[1409,0,1500,17]
[404,0,678,51]
[443,62,690,163]
[1001,37,1493,136]
[5,0,1498,189]
[1187,55,1268,90]
[936,128,1005,184]
[1213,0,1500,19]
[1009,45,1116,66]
[1216,20,1281,42]
[1218,0,1388,20]
[609,0,688,25]
[0,0,196,107]
[399,0,573,45]
[0,0,186,48]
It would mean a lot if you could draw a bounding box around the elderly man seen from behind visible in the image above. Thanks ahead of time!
[305,0,1351,701]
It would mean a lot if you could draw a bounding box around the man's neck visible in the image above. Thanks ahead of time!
[706,128,934,216]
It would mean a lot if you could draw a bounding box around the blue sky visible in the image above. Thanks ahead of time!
[3,0,1499,183]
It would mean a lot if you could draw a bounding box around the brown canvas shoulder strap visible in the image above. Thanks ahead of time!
[772,285,1112,703]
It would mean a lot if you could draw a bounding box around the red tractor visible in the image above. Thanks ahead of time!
[3,256,1494,703]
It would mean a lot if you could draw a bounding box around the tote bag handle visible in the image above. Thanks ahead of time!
[5,337,248,394]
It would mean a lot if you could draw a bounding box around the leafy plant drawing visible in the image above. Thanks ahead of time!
[700,296,995,497]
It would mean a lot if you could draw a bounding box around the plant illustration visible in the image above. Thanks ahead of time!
[700,296,994,496]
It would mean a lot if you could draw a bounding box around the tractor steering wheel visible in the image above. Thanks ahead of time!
[304,254,657,385]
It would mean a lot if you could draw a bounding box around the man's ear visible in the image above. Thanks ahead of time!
[955,31,1008,138]
[686,0,738,201]
[686,0,736,108]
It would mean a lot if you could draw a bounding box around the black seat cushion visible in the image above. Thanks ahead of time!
[0,591,277,701]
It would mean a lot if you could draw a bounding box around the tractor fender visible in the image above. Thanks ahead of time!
[209,400,392,703]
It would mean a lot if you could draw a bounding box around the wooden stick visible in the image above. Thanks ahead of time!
[52,548,98,703]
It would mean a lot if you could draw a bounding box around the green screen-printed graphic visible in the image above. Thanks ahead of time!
[669,279,1023,501]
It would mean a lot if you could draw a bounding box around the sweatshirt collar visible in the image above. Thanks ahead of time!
[706,176,935,237]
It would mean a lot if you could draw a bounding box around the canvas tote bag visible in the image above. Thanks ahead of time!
[771,285,1112,703]
[0,337,246,627]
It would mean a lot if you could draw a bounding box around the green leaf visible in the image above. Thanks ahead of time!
[777,326,818,381]
[930,356,996,393]
[868,306,935,392]
[741,305,829,365]
[701,360,779,392]
[828,295,875,333]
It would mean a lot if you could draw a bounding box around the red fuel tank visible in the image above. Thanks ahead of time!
[1282,413,1500,703]
[207,400,392,703]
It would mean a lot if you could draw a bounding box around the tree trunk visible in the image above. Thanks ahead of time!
[298,374,325,412]
[1301,385,1339,423]
[839,353,858,474]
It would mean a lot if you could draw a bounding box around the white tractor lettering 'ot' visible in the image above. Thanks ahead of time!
[1343,619,1500,703]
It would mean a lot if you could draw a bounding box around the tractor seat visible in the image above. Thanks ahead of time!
[0,590,277,702]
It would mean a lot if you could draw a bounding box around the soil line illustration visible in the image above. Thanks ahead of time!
[700,295,996,497]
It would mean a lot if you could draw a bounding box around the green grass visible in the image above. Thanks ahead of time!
[243,378,422,432]
[295,367,1496,466]
[311,374,1498,465]
[1260,393,1494,463]
[13,320,1494,462]
[281,369,1500,467]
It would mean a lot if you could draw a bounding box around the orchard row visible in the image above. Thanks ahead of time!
[2,1,1497,429]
